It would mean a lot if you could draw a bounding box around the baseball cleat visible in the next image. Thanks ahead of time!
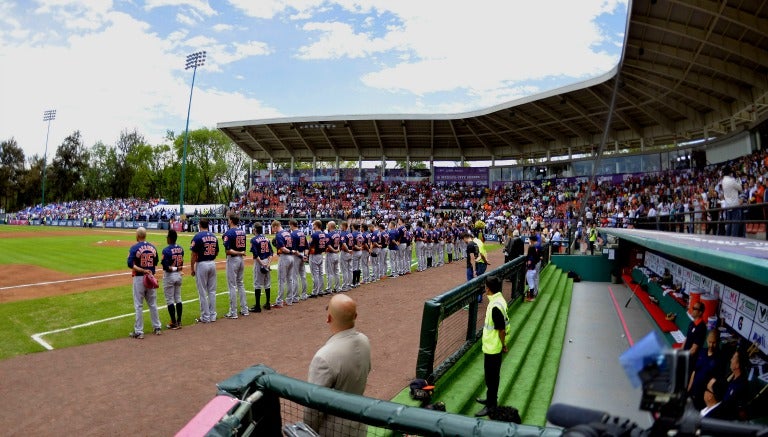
[129,332,144,339]
[153,328,162,335]
[224,313,238,319]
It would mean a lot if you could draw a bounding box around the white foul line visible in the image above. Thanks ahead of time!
[31,291,230,351]
[0,273,130,291]
[28,260,233,350]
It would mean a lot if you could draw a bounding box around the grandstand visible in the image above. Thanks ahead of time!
[4,1,768,435]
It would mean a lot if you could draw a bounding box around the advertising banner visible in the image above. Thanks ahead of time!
[434,167,489,185]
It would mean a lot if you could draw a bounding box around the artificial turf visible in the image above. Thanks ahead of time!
[389,265,574,427]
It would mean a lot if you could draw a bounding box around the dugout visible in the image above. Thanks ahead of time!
[602,228,768,421]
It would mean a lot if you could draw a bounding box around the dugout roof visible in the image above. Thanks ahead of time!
[218,0,768,164]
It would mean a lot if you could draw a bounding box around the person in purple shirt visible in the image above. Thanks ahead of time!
[161,229,184,330]
[309,220,328,297]
[387,221,400,277]
[249,223,273,313]
[127,227,160,339]
[290,219,309,301]
[324,221,342,294]
[339,221,354,291]
[191,218,220,323]
[223,215,248,319]
[271,220,295,308]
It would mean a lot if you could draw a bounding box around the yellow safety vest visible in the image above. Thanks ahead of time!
[474,238,488,264]
[589,228,597,242]
[482,292,510,354]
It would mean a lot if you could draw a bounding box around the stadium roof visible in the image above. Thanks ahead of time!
[218,0,768,164]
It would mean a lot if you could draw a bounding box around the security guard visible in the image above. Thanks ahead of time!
[475,275,510,417]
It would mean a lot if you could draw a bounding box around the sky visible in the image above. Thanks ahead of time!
[0,0,628,162]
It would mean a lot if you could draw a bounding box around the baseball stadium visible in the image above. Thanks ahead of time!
[3,1,768,436]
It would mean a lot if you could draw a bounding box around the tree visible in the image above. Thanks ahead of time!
[395,160,427,170]
[111,129,145,197]
[17,155,44,208]
[49,131,89,201]
[82,142,115,199]
[175,127,229,204]
[216,142,249,204]
[0,138,27,211]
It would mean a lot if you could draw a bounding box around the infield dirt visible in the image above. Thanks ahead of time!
[0,244,504,435]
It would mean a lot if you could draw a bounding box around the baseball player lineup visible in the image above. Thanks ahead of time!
[130,216,472,336]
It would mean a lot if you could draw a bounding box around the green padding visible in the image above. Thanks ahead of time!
[217,364,561,436]
[550,254,616,282]
[416,255,530,380]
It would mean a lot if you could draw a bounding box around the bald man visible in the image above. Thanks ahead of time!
[304,294,371,436]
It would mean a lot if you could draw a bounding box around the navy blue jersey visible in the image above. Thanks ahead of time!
[342,230,355,251]
[445,229,456,243]
[128,241,158,274]
[362,231,372,249]
[223,227,247,252]
[250,234,273,260]
[370,230,380,247]
[403,229,412,245]
[190,231,219,262]
[397,225,407,243]
[273,229,293,254]
[388,228,400,250]
[161,243,184,272]
[310,230,328,254]
[326,229,341,251]
[352,231,363,250]
[380,229,390,248]
[414,227,425,241]
[291,229,308,252]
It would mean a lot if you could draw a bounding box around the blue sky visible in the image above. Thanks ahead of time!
[0,0,628,161]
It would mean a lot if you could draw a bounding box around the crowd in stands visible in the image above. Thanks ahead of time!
[11,150,768,239]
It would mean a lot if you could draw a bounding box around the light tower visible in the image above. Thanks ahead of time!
[41,109,56,207]
[180,51,206,216]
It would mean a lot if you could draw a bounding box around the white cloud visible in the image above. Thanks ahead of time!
[144,0,217,17]
[296,0,623,99]
[0,3,279,160]
[227,0,324,19]
[297,21,400,59]
[176,12,196,26]
[212,23,233,32]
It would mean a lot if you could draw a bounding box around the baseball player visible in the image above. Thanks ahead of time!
[414,220,427,272]
[360,223,371,284]
[223,215,248,319]
[377,222,388,278]
[161,229,184,330]
[396,218,409,275]
[324,221,341,293]
[127,227,161,339]
[309,220,329,297]
[369,224,381,282]
[425,222,435,268]
[350,223,363,288]
[289,219,309,301]
[339,221,353,291]
[387,221,400,277]
[271,220,295,308]
[435,221,446,267]
[191,218,220,323]
[445,221,456,264]
[249,223,273,312]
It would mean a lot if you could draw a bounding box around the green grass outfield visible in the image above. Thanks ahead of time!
[0,225,276,360]
[0,225,494,360]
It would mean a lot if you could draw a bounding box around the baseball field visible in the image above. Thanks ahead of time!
[0,224,508,435]
[0,225,274,359]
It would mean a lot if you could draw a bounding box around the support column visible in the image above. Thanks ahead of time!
[335,156,340,183]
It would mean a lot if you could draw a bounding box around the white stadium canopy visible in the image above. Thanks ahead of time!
[218,0,768,164]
